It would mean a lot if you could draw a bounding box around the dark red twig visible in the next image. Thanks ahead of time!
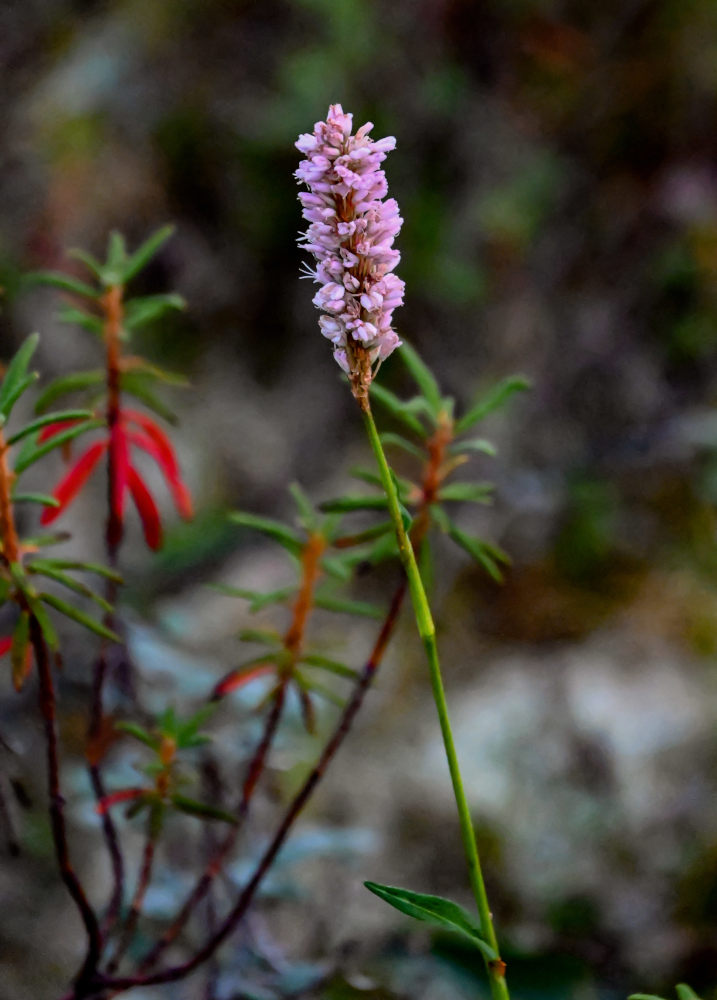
[105,814,158,974]
[31,616,103,995]
[95,578,407,994]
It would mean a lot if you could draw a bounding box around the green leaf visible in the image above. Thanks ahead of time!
[320,554,355,581]
[363,882,496,959]
[399,341,442,414]
[208,582,295,612]
[0,375,39,423]
[19,532,71,550]
[34,370,105,413]
[676,987,702,1000]
[124,293,185,330]
[370,382,426,437]
[57,305,104,336]
[121,359,188,387]
[38,592,120,642]
[7,409,94,446]
[29,566,112,613]
[448,526,510,582]
[238,628,283,648]
[116,721,161,751]
[11,611,30,691]
[451,437,497,457]
[13,418,105,474]
[120,372,178,423]
[300,654,358,679]
[320,495,388,513]
[122,225,175,283]
[11,493,60,508]
[289,481,318,532]
[455,375,530,435]
[104,231,127,285]
[27,597,59,650]
[380,432,425,461]
[314,594,383,618]
[438,482,494,504]
[0,333,40,419]
[30,559,122,583]
[67,247,104,280]
[26,271,98,298]
[295,671,345,707]
[170,794,237,824]
[331,520,394,549]
[228,511,303,557]
[627,995,667,1000]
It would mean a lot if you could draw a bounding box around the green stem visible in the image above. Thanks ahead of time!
[361,401,509,1000]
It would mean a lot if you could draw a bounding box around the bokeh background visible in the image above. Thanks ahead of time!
[2,1,717,998]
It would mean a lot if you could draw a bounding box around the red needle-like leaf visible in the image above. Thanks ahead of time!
[38,418,83,444]
[0,637,13,657]
[212,663,276,700]
[123,410,193,519]
[127,466,162,550]
[110,423,130,522]
[96,787,146,814]
[41,440,109,524]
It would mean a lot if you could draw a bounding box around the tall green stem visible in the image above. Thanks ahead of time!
[361,400,509,1000]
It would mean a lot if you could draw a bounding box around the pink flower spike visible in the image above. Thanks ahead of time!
[96,787,146,815]
[0,637,13,658]
[41,440,109,525]
[127,466,162,550]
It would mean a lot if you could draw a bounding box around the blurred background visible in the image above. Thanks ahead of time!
[2,0,717,997]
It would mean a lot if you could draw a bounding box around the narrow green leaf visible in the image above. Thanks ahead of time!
[319,555,355,581]
[19,532,71,550]
[370,382,426,437]
[238,628,283,648]
[7,409,94,446]
[124,293,185,330]
[448,526,509,582]
[0,333,40,419]
[38,592,120,642]
[67,247,104,280]
[26,271,98,298]
[34,370,104,413]
[170,794,237,825]
[301,654,359,679]
[363,882,496,959]
[380,432,425,461]
[30,559,122,583]
[228,511,303,557]
[314,594,383,618]
[208,582,295,611]
[289,481,318,532]
[57,305,104,336]
[438,482,494,504]
[11,612,30,691]
[115,721,161,751]
[122,359,189,386]
[451,437,497,457]
[29,566,112,613]
[331,520,394,549]
[676,987,702,1000]
[122,225,175,283]
[13,418,105,474]
[455,375,530,435]
[399,341,442,414]
[295,671,345,707]
[11,493,60,508]
[27,598,59,650]
[104,231,127,285]
[627,995,667,1000]
[320,495,388,513]
[120,372,177,423]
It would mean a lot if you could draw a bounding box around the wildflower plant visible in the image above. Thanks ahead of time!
[296,104,519,1000]
[0,117,531,1000]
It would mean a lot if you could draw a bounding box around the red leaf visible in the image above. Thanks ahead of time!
[109,423,130,522]
[211,663,276,700]
[96,787,146,814]
[123,411,193,519]
[127,466,163,550]
[41,440,108,524]
[0,637,12,658]
[38,418,83,444]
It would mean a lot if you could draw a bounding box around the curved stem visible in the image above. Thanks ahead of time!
[361,399,509,1000]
